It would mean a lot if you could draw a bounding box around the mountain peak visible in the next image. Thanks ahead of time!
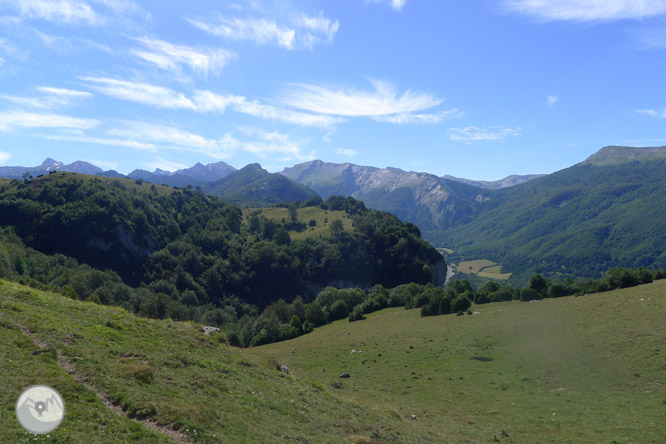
[582,145,666,166]
[41,158,63,167]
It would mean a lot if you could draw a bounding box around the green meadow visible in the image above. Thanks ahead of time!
[242,206,354,240]
[254,280,666,443]
[1,277,664,443]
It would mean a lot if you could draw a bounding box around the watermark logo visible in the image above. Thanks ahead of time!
[16,385,65,434]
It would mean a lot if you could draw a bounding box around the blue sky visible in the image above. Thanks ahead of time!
[1,0,666,179]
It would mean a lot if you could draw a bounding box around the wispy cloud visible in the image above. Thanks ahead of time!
[193,90,341,127]
[89,159,119,170]
[80,77,197,109]
[130,37,235,76]
[636,108,666,118]
[0,110,99,131]
[366,0,408,11]
[7,0,103,25]
[504,0,666,22]
[0,151,10,164]
[1,86,90,110]
[79,77,338,127]
[449,126,522,142]
[144,157,188,172]
[187,11,339,50]
[373,109,462,124]
[279,80,442,118]
[48,122,307,161]
[4,0,149,28]
[547,95,558,107]
[336,147,358,156]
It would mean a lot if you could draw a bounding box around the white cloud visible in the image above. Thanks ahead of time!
[1,86,91,109]
[45,134,157,150]
[366,0,408,11]
[80,77,197,109]
[48,121,306,161]
[636,108,666,118]
[79,77,338,127]
[193,90,341,127]
[0,56,4,66]
[131,37,235,76]
[89,159,119,170]
[449,126,523,142]
[547,95,558,107]
[279,79,442,117]
[373,109,462,124]
[336,147,358,156]
[8,0,103,25]
[144,157,189,172]
[36,86,92,98]
[0,111,99,131]
[0,151,10,164]
[187,11,339,50]
[504,0,666,22]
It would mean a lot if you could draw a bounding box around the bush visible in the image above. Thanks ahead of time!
[451,294,472,313]
[349,306,366,322]
[420,298,439,317]
[290,314,303,332]
[305,301,326,327]
[520,288,541,302]
[302,320,314,333]
[328,299,349,321]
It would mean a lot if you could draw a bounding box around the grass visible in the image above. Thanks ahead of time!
[436,247,454,254]
[2,277,664,443]
[242,207,354,240]
[254,280,666,443]
[0,279,422,444]
[458,259,512,280]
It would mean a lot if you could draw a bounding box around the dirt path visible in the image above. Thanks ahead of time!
[14,322,192,444]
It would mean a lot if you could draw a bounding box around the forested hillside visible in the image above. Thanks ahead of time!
[440,153,666,281]
[0,172,443,344]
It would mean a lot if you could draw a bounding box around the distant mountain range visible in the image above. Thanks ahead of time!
[4,146,665,283]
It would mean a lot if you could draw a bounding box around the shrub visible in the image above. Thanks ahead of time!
[451,294,472,313]
[290,314,303,332]
[520,288,541,302]
[420,298,439,317]
[302,320,314,333]
[349,306,366,322]
[328,299,349,321]
[305,301,326,327]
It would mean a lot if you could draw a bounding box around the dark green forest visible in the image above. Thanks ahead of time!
[0,172,443,345]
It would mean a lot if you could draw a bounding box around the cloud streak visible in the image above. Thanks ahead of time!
[8,0,102,25]
[80,77,339,127]
[504,0,666,22]
[130,37,235,76]
[187,12,339,50]
[636,108,666,118]
[279,80,442,117]
[449,126,522,142]
[0,110,99,131]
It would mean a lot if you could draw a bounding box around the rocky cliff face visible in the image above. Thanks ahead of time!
[281,160,489,232]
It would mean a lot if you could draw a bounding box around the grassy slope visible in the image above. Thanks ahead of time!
[242,207,354,240]
[254,281,666,443]
[0,280,423,444]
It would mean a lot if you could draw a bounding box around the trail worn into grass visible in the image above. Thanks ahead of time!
[14,322,191,444]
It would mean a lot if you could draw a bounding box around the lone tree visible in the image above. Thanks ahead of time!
[288,204,298,225]
[329,219,344,236]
